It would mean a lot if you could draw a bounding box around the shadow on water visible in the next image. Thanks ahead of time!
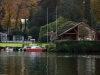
[0,52,100,75]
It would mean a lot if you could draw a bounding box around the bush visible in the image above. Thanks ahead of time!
[39,17,68,43]
[47,43,56,52]
[58,44,69,52]
[56,40,100,52]
[28,26,39,41]
[39,34,50,43]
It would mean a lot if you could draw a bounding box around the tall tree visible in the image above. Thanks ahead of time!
[28,9,47,28]
[28,0,38,20]
[58,0,82,22]
[91,0,100,22]
[84,0,92,26]
[27,0,38,28]
[73,0,84,20]
[38,0,59,24]
[58,0,74,19]
[12,0,30,30]
[0,0,37,32]
[1,0,14,34]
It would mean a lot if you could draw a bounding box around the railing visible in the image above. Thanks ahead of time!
[2,41,31,43]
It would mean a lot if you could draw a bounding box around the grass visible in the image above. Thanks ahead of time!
[0,43,47,47]
[0,43,22,47]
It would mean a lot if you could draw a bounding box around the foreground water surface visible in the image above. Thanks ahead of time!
[0,52,100,75]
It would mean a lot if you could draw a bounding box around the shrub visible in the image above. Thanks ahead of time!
[56,40,100,52]
[58,44,69,52]
[39,34,50,43]
[47,43,56,52]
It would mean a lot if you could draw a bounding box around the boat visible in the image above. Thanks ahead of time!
[25,45,46,52]
[5,47,13,52]
[18,39,46,52]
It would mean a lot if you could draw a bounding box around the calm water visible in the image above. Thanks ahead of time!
[0,52,100,75]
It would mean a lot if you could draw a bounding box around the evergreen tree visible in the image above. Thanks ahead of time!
[58,0,74,19]
[91,0,100,22]
[28,9,47,28]
[84,0,92,26]
[58,0,83,22]
[0,24,3,32]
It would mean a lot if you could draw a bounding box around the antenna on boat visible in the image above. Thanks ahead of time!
[47,7,48,43]
[56,6,57,37]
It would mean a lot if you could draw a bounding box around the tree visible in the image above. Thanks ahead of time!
[38,0,59,24]
[95,22,100,31]
[0,24,3,32]
[58,0,83,22]
[28,26,39,41]
[79,25,89,40]
[1,0,14,34]
[13,0,38,30]
[84,0,92,26]
[12,0,30,30]
[73,0,84,21]
[0,0,37,33]
[28,0,38,21]
[91,0,100,22]
[28,9,47,28]
[39,0,59,13]
[58,0,74,19]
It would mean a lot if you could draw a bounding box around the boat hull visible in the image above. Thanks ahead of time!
[5,47,13,52]
[25,48,46,52]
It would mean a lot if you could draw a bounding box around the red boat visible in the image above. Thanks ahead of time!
[25,46,46,52]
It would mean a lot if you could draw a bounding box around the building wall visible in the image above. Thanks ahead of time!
[13,35,24,41]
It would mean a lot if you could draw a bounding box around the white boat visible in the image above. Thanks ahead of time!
[5,47,13,52]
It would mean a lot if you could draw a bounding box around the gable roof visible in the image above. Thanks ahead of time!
[0,32,7,35]
[58,22,96,36]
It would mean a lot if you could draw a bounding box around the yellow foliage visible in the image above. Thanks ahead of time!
[91,0,100,22]
[0,0,38,30]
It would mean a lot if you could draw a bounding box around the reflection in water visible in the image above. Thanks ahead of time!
[78,56,95,75]
[0,52,100,75]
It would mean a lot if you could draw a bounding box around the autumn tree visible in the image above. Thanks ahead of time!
[1,0,14,34]
[91,0,100,22]
[0,0,37,34]
[11,0,29,30]
[28,0,38,20]
[12,0,38,30]
[27,0,38,28]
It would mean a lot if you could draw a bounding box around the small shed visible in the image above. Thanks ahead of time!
[58,22,99,41]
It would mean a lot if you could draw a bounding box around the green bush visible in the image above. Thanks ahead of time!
[47,43,56,52]
[58,44,69,52]
[56,40,100,52]
[39,17,68,43]
[28,26,39,40]
[73,41,94,52]
[39,34,49,43]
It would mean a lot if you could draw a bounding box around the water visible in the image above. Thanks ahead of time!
[0,52,100,75]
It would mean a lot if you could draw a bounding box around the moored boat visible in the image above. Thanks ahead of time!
[25,45,46,52]
[5,47,13,52]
